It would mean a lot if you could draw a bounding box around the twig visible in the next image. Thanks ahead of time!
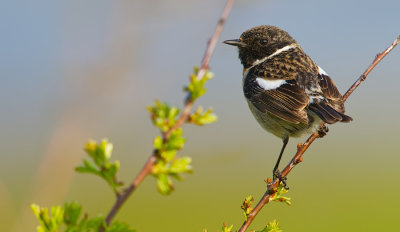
[238,35,400,232]
[100,0,235,229]
[165,0,234,138]
[343,35,400,101]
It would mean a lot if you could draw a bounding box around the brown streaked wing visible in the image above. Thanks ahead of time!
[249,80,309,124]
[318,73,345,113]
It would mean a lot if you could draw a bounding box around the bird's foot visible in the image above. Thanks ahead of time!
[273,169,289,190]
[317,125,329,138]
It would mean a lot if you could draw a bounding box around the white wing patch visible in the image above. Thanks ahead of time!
[256,78,286,90]
[318,66,328,75]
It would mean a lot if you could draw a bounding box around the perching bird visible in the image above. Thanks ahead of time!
[224,25,352,187]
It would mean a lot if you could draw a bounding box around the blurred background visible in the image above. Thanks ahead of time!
[1,0,400,231]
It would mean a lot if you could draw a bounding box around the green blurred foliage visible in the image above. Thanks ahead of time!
[190,106,218,126]
[241,195,254,220]
[221,224,234,232]
[270,184,291,206]
[184,67,214,101]
[31,201,135,232]
[147,100,180,133]
[30,63,218,230]
[31,204,64,232]
[75,140,123,194]
[255,220,282,232]
[148,66,216,195]
[31,140,136,232]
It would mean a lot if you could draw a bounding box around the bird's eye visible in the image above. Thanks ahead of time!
[259,39,268,45]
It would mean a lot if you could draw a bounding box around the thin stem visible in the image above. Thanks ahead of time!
[100,0,235,230]
[343,35,400,101]
[104,154,156,225]
[238,35,400,232]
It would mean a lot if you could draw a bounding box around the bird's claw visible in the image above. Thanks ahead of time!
[317,125,329,138]
[273,169,289,190]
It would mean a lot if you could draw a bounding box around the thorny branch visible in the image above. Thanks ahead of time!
[238,35,400,232]
[100,0,235,229]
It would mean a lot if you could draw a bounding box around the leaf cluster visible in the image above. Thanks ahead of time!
[241,195,254,220]
[32,139,135,231]
[189,106,217,126]
[32,64,218,230]
[270,183,291,206]
[255,220,282,232]
[147,66,217,195]
[184,66,214,101]
[75,139,123,194]
[31,202,135,232]
[151,127,192,195]
[147,100,180,133]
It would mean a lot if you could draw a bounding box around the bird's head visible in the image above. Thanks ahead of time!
[224,25,297,68]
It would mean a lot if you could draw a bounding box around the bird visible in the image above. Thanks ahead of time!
[224,25,352,188]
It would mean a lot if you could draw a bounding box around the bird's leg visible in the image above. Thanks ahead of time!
[273,136,289,189]
[317,125,329,138]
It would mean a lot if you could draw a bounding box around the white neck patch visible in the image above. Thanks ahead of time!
[250,44,296,69]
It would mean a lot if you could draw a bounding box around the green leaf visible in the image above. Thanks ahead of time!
[84,140,97,158]
[101,139,114,160]
[157,173,173,195]
[168,107,180,123]
[78,139,122,193]
[190,107,218,126]
[152,160,167,175]
[85,216,105,231]
[64,214,105,232]
[31,204,64,232]
[184,67,214,101]
[256,220,282,232]
[170,157,192,174]
[160,150,177,162]
[50,206,64,228]
[222,223,234,232]
[147,100,180,132]
[270,183,291,206]
[75,159,100,175]
[64,202,82,226]
[165,128,186,151]
[153,136,163,150]
[198,112,217,125]
[101,161,123,192]
[241,195,254,220]
[107,221,136,232]
[84,139,113,167]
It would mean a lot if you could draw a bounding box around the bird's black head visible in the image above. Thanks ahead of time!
[224,25,297,68]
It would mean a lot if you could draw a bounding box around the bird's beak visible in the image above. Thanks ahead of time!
[223,39,247,47]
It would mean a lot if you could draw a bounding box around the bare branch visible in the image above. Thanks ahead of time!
[100,0,235,229]
[343,35,400,101]
[238,35,400,232]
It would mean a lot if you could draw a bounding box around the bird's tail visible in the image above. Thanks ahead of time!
[309,100,352,124]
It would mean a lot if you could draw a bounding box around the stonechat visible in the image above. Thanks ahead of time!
[224,25,352,187]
